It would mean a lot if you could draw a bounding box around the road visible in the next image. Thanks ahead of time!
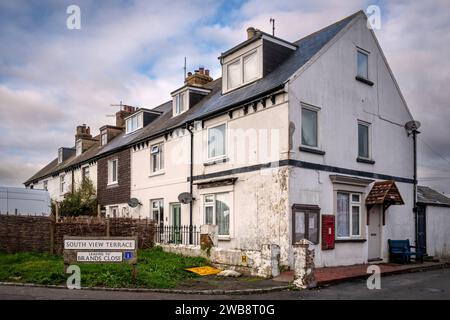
[0,268,449,300]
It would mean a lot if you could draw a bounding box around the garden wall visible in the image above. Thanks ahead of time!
[0,214,155,254]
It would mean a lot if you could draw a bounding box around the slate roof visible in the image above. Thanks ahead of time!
[417,186,450,207]
[24,10,362,185]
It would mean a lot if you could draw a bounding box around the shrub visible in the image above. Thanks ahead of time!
[58,178,97,216]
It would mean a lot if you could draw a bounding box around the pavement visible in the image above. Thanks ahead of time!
[273,261,447,285]
[0,268,449,299]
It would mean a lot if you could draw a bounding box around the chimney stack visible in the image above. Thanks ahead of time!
[185,66,213,86]
[115,105,135,128]
[75,124,92,141]
[247,27,256,39]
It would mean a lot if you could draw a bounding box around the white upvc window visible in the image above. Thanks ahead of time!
[125,113,143,134]
[336,192,362,238]
[60,175,65,194]
[207,123,227,160]
[203,193,231,236]
[101,131,108,146]
[225,50,260,92]
[75,140,82,156]
[150,142,164,173]
[151,199,164,227]
[174,91,187,115]
[107,158,118,185]
[358,121,371,159]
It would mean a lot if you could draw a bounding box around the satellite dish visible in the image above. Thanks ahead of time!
[404,120,421,132]
[128,198,141,208]
[178,192,194,204]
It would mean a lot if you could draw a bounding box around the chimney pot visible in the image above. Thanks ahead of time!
[247,27,256,39]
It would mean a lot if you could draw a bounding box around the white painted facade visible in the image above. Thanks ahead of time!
[128,13,416,269]
[426,206,450,259]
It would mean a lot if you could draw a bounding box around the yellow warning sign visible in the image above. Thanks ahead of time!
[185,266,221,276]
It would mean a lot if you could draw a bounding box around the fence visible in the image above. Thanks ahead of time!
[0,214,155,254]
[154,225,200,246]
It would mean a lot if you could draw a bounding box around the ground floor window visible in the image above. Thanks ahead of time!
[203,193,230,236]
[151,199,164,227]
[292,204,320,244]
[336,192,361,238]
[109,206,118,218]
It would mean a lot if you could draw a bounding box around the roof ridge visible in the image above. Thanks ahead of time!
[293,10,363,45]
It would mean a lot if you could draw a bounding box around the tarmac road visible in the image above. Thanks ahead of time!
[0,268,449,300]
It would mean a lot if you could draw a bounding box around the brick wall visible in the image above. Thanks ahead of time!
[0,214,154,254]
[97,148,131,206]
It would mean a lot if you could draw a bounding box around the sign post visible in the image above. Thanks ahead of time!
[63,236,138,281]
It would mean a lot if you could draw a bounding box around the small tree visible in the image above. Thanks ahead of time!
[59,178,97,216]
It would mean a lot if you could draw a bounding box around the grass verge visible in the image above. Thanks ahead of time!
[0,246,209,289]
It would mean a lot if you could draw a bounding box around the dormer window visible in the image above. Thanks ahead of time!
[75,140,82,156]
[174,91,187,115]
[125,113,143,134]
[101,131,108,146]
[224,50,261,92]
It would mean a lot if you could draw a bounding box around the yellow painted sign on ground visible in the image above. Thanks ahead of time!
[185,266,221,276]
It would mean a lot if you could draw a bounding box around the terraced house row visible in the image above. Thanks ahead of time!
[25,11,419,273]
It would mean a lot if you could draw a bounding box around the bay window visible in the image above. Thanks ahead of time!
[203,193,230,236]
[336,192,361,238]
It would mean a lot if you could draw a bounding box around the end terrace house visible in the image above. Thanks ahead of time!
[26,11,418,274]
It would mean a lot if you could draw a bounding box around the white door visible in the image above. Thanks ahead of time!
[368,206,382,261]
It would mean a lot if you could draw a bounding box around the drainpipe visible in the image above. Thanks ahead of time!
[412,129,419,247]
[186,122,194,244]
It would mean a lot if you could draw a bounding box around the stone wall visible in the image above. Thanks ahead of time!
[0,214,154,254]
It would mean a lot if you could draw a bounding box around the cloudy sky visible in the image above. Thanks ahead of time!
[1,0,450,194]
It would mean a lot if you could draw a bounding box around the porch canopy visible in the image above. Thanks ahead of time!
[366,180,404,224]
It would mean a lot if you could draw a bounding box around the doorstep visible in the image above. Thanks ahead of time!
[272,261,449,286]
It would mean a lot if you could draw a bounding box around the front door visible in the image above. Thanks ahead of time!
[368,206,382,261]
[171,203,181,244]
[417,205,427,254]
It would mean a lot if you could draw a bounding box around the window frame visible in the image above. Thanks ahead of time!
[43,180,48,191]
[151,199,164,227]
[150,142,165,174]
[292,204,320,244]
[357,120,371,159]
[101,131,108,146]
[125,112,143,134]
[107,158,118,185]
[300,103,320,149]
[207,122,227,161]
[203,193,231,237]
[336,191,362,239]
[81,165,90,181]
[224,48,261,92]
[59,175,65,194]
[356,49,369,80]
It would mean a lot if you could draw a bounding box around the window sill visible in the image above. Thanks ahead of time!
[149,170,165,177]
[218,236,231,241]
[355,76,374,86]
[107,182,119,188]
[204,157,229,166]
[335,238,367,243]
[356,157,375,165]
[299,146,326,155]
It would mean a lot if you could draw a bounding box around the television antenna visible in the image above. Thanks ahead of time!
[270,18,275,36]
